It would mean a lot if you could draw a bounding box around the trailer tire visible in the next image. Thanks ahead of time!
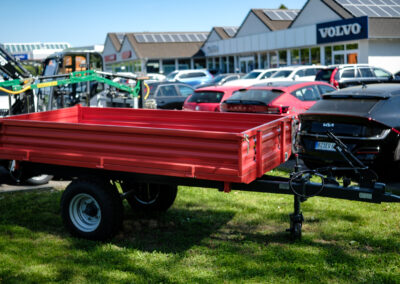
[60,179,123,241]
[123,183,177,212]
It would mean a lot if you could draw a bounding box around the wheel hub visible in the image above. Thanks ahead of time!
[69,193,101,232]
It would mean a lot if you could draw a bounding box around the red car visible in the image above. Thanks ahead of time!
[182,86,242,112]
[220,81,336,116]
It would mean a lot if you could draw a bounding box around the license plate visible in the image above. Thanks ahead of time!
[315,141,336,151]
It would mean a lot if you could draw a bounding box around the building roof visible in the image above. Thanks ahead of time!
[290,0,400,28]
[213,27,239,39]
[125,32,208,59]
[1,42,71,54]
[252,9,300,31]
[334,0,400,18]
[107,33,125,51]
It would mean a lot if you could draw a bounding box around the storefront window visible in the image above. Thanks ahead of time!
[133,60,142,72]
[162,59,175,75]
[194,58,206,69]
[260,53,268,69]
[147,60,160,73]
[333,45,344,51]
[227,57,235,73]
[178,59,190,70]
[334,54,345,65]
[220,57,227,73]
[291,49,300,65]
[346,43,358,50]
[324,46,332,65]
[279,50,287,67]
[311,47,320,65]
[206,58,213,70]
[301,48,310,65]
[270,52,278,68]
[214,58,220,73]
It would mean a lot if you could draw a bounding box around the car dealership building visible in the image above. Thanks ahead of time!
[103,0,400,74]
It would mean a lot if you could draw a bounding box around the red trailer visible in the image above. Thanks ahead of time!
[0,105,399,241]
[0,105,292,239]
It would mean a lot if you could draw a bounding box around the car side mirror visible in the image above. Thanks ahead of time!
[294,75,300,80]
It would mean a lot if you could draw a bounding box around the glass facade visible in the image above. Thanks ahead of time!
[278,50,287,67]
[291,49,300,65]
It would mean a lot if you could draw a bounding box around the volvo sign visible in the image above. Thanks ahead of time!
[317,16,368,44]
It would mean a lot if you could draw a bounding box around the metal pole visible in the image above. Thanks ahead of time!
[139,80,144,109]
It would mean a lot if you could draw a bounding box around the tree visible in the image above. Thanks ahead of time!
[279,4,288,9]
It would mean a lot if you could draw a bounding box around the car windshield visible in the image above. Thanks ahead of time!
[271,70,293,78]
[309,99,380,115]
[166,71,178,80]
[225,89,283,104]
[316,69,335,82]
[188,91,224,103]
[242,71,262,79]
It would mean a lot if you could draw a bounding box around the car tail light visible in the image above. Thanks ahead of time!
[392,128,400,135]
[330,68,339,88]
[221,103,289,114]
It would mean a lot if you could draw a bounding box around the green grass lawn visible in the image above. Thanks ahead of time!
[0,178,399,283]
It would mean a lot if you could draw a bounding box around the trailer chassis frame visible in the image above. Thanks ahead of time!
[18,161,400,241]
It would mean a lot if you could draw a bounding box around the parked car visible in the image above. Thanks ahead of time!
[220,81,336,116]
[258,66,325,84]
[194,73,243,89]
[143,82,194,109]
[166,69,213,87]
[315,64,399,89]
[145,73,166,83]
[112,72,137,85]
[183,86,242,112]
[298,84,400,181]
[223,69,278,87]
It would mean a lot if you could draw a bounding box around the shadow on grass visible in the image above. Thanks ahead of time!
[0,189,236,254]
[0,187,398,252]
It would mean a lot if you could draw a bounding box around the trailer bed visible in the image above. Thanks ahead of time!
[0,105,292,184]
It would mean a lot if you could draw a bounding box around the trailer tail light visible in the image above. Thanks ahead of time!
[221,103,289,114]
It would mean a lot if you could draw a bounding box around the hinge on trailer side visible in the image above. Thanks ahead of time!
[243,134,250,154]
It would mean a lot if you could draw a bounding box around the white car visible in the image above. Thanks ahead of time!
[258,66,325,84]
[223,68,278,87]
[145,73,166,83]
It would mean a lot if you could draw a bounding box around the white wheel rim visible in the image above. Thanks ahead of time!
[69,193,101,232]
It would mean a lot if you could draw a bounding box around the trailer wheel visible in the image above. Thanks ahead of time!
[60,179,123,240]
[123,183,177,212]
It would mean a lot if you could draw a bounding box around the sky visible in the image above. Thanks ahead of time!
[0,0,307,47]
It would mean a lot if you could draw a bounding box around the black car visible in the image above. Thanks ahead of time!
[194,73,243,89]
[315,64,400,89]
[143,82,194,109]
[298,84,400,181]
